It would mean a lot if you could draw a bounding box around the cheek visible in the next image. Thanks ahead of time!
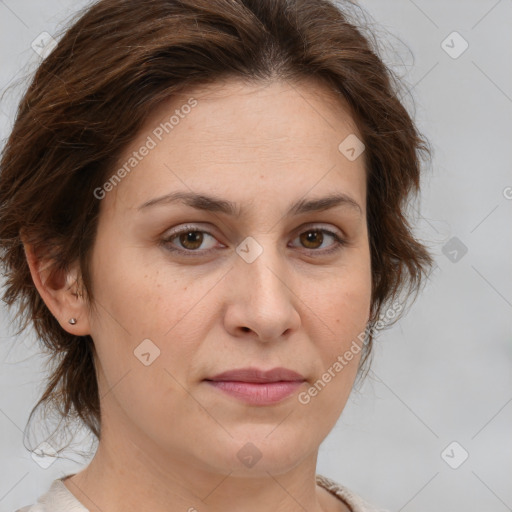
[88,243,218,395]
[90,233,205,338]
[297,279,369,419]
[305,262,372,392]
[310,264,372,336]
[96,351,204,449]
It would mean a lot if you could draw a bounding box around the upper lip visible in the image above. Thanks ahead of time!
[206,367,306,383]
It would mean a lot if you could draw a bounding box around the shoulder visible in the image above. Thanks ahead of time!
[14,476,88,512]
[316,474,390,512]
[20,473,385,512]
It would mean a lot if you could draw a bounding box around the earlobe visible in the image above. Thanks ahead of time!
[22,241,91,336]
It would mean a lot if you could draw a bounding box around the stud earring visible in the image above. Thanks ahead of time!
[68,318,77,325]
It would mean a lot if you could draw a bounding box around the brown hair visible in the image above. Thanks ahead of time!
[0,0,433,449]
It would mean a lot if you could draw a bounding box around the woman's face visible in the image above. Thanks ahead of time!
[86,77,371,476]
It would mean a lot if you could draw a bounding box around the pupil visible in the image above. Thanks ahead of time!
[303,230,322,248]
[181,231,202,249]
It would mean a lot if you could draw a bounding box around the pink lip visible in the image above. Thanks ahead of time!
[205,367,306,405]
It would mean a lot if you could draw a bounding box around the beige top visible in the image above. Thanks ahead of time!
[16,473,386,512]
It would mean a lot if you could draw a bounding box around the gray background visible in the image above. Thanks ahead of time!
[1,1,511,511]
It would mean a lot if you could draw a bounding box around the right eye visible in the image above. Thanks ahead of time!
[161,226,222,256]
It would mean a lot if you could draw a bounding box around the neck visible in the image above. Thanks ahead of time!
[64,420,343,512]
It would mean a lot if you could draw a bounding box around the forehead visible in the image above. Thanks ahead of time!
[103,77,366,215]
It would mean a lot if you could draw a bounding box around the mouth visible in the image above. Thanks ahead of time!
[204,367,306,405]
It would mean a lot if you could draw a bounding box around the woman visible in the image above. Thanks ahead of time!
[0,0,433,511]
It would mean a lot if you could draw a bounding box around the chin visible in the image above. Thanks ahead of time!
[199,428,313,477]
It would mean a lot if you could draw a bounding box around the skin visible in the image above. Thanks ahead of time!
[24,77,372,512]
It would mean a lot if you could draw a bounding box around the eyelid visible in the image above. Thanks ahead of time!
[290,224,348,254]
[161,223,222,251]
[161,222,348,256]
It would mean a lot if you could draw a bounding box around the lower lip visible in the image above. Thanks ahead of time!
[205,380,304,405]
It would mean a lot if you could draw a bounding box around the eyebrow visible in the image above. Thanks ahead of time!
[137,191,362,218]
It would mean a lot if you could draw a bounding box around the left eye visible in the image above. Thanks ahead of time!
[161,226,346,255]
[291,228,346,253]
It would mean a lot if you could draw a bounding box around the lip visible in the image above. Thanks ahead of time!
[207,367,305,383]
[204,367,306,405]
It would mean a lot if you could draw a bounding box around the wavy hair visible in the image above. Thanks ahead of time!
[0,0,434,448]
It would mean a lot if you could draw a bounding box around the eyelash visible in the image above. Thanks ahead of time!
[161,224,347,257]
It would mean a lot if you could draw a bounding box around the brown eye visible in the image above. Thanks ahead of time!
[162,225,346,258]
[162,226,219,255]
[291,227,346,255]
[300,230,325,249]
[178,230,204,250]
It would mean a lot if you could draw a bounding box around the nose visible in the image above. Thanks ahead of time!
[223,239,301,342]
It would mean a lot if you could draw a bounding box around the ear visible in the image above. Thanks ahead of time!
[22,240,91,336]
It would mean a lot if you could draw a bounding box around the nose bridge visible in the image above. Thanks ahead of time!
[237,233,287,300]
[228,233,299,339]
